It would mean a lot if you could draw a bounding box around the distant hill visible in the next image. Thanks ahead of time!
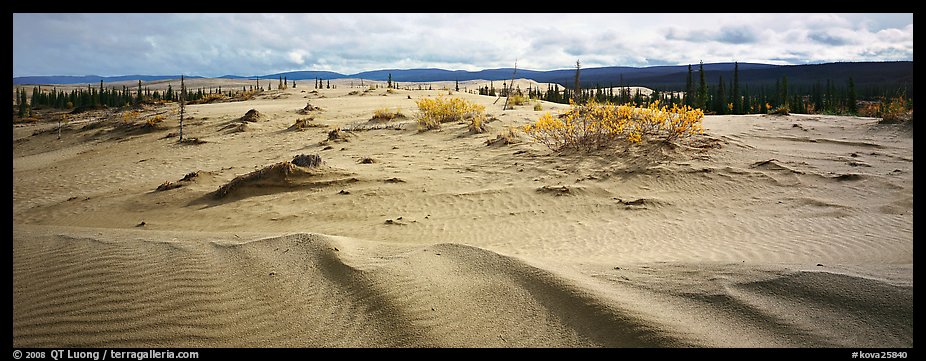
[223,70,346,81]
[14,62,912,97]
[12,74,204,85]
[621,61,913,92]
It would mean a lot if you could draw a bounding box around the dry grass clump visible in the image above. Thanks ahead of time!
[156,171,200,191]
[485,127,522,146]
[212,155,322,198]
[371,107,405,121]
[289,117,328,131]
[415,96,486,132]
[523,99,704,152]
[213,162,298,198]
[144,114,166,128]
[533,101,543,111]
[324,128,351,143]
[468,115,487,133]
[298,102,322,114]
[239,109,266,122]
[508,93,529,106]
[220,121,252,133]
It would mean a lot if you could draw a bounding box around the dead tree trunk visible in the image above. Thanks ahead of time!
[503,59,518,110]
[179,75,185,143]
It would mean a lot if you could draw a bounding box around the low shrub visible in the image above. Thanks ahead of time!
[486,127,521,146]
[508,93,529,106]
[522,99,704,152]
[768,105,790,115]
[122,110,140,124]
[415,96,486,131]
[371,107,404,121]
[145,114,166,128]
[878,96,911,124]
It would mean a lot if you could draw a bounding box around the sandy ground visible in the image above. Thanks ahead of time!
[12,80,913,347]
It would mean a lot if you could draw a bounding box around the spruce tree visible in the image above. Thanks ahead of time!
[17,88,28,118]
[32,87,40,110]
[716,76,726,115]
[732,62,741,114]
[774,78,781,107]
[573,60,581,103]
[137,80,143,106]
[743,84,750,113]
[847,77,857,114]
[781,75,789,109]
[812,82,823,113]
[697,61,707,110]
[685,64,693,107]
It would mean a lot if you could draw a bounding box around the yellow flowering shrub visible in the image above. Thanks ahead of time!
[522,99,703,151]
[122,110,140,124]
[146,114,166,127]
[878,95,910,123]
[415,96,487,132]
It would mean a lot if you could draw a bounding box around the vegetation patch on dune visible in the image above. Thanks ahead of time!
[298,102,322,114]
[523,100,704,152]
[289,117,327,131]
[212,154,331,199]
[415,96,487,133]
[322,128,351,143]
[371,107,405,122]
[156,171,201,192]
[238,109,266,122]
[485,127,522,146]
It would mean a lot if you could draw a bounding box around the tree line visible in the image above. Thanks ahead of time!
[15,80,268,117]
[533,61,910,116]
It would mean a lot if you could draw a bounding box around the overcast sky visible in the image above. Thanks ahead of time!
[12,13,914,77]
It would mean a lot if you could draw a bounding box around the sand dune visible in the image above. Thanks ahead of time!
[13,85,913,348]
[12,227,911,347]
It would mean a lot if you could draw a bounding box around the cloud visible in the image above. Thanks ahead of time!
[664,26,758,44]
[807,31,854,46]
[11,13,914,77]
[715,26,759,44]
